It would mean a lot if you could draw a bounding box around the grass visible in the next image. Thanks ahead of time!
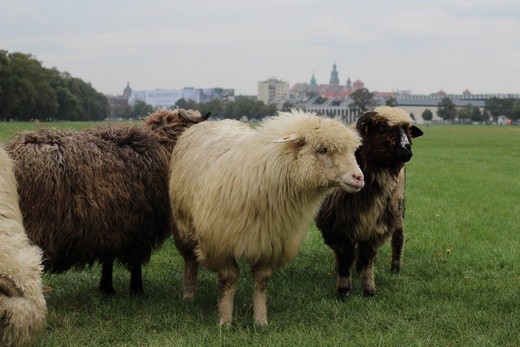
[1,122,519,346]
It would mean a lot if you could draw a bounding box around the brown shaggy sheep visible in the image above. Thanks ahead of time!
[316,106,423,298]
[4,108,209,296]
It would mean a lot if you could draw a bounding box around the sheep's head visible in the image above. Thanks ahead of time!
[142,108,211,149]
[356,106,423,168]
[143,108,210,133]
[273,110,364,193]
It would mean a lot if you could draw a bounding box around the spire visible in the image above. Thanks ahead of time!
[346,77,352,90]
[310,71,317,91]
[123,82,132,98]
[329,62,339,85]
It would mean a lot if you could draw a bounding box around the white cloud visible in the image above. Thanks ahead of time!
[1,0,519,95]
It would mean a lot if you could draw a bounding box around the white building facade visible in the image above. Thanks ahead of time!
[257,78,290,106]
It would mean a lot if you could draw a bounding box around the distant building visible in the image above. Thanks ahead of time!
[291,63,520,124]
[290,63,365,104]
[257,78,290,106]
[123,82,132,98]
[290,63,365,121]
[106,82,132,116]
[128,87,235,108]
[373,90,520,124]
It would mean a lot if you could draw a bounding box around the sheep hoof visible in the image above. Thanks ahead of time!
[99,285,116,295]
[219,319,232,329]
[183,293,195,301]
[390,264,401,273]
[254,319,268,328]
[363,289,375,297]
[130,288,145,297]
[336,287,351,301]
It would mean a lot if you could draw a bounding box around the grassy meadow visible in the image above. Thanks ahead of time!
[0,122,519,346]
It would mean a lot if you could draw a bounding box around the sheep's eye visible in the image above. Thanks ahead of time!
[316,146,328,154]
[376,124,387,133]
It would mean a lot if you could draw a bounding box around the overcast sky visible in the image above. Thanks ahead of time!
[2,0,519,96]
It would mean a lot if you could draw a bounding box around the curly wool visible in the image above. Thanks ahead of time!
[4,108,206,294]
[169,109,364,325]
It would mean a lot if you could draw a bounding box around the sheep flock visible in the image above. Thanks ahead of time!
[0,106,423,339]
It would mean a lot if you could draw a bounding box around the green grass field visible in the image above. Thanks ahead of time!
[1,122,519,346]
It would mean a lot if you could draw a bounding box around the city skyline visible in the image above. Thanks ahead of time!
[2,1,519,96]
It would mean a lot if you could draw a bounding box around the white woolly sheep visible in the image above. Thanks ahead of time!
[316,106,423,298]
[0,147,47,347]
[169,109,365,326]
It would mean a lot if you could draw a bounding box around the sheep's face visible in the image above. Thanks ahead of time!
[315,146,365,192]
[357,112,423,167]
[274,126,364,193]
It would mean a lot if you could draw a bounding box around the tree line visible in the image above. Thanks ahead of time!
[0,50,109,121]
[419,97,520,123]
[112,96,280,121]
[3,50,519,123]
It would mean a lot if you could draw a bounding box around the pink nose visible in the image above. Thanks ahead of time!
[353,173,364,183]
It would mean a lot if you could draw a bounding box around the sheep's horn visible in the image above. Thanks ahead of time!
[178,109,211,123]
[0,275,23,298]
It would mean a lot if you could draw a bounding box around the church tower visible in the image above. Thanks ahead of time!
[123,82,132,98]
[346,77,352,91]
[329,63,340,85]
[310,71,318,91]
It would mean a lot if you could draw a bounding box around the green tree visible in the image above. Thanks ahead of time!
[484,97,515,123]
[385,97,398,107]
[511,99,520,120]
[422,109,433,123]
[0,50,109,120]
[198,99,224,118]
[457,104,474,123]
[175,98,198,110]
[281,100,295,112]
[349,88,374,112]
[131,101,154,118]
[470,107,485,123]
[437,97,457,122]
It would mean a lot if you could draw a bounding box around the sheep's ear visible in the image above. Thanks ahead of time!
[274,133,303,144]
[411,125,424,138]
[356,111,377,135]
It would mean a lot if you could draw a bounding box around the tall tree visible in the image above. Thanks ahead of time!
[437,97,457,122]
[349,88,374,112]
[484,97,515,122]
[0,50,109,120]
[385,97,398,107]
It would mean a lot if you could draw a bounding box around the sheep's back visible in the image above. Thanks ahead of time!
[5,127,171,271]
[170,120,321,268]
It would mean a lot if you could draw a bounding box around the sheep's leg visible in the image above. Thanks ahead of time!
[129,262,144,296]
[391,227,404,273]
[356,241,378,297]
[251,265,273,326]
[217,262,239,327]
[333,242,356,300]
[99,259,116,295]
[182,254,198,301]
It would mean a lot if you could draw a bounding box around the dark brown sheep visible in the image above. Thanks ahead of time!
[4,108,209,296]
[316,106,423,299]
